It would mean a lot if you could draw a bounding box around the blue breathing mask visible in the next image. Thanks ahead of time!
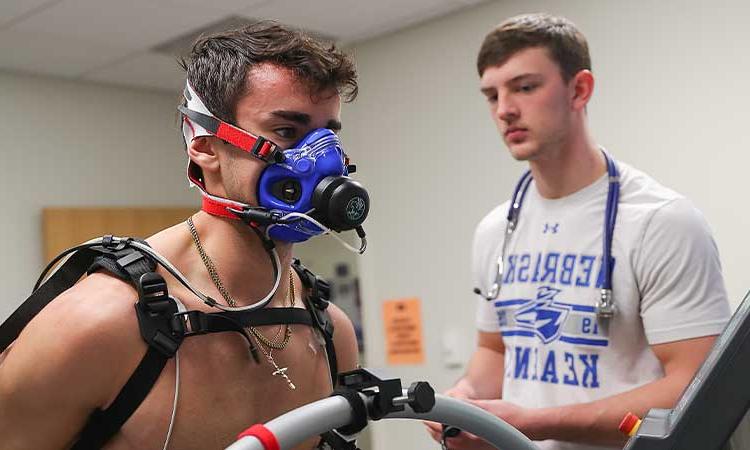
[256,128,370,243]
[179,81,368,249]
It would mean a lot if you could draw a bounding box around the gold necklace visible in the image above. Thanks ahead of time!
[187,217,297,390]
[187,217,294,348]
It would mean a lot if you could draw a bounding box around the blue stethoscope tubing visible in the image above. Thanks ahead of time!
[482,150,620,319]
[602,152,620,292]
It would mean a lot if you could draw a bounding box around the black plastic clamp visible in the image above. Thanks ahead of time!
[337,368,436,420]
[134,272,183,358]
[100,234,130,251]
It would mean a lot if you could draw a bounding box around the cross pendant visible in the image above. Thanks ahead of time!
[271,364,296,390]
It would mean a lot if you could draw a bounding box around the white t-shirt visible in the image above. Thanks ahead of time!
[473,160,730,450]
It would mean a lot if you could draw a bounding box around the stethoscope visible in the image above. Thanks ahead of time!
[475,150,620,319]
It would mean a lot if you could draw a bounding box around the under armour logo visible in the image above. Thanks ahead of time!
[543,223,559,234]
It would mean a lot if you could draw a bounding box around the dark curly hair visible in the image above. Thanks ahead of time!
[179,21,358,125]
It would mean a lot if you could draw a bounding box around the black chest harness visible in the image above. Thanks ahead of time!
[0,236,339,449]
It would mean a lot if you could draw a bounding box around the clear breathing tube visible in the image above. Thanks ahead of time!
[267,211,367,254]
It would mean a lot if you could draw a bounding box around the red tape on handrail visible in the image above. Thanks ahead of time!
[237,424,280,450]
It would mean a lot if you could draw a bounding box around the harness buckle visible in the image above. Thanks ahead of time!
[135,273,183,357]
[312,276,331,308]
[172,310,209,336]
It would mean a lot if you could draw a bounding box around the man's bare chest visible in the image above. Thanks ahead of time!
[105,323,332,450]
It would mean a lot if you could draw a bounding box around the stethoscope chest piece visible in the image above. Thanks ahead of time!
[596,288,615,320]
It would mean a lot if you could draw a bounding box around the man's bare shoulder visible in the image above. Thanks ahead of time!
[0,273,149,447]
[1,273,146,401]
[42,272,142,339]
[326,302,360,372]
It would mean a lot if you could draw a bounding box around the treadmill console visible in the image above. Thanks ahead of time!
[624,291,750,450]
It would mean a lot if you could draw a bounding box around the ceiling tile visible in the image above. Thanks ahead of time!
[152,15,264,58]
[0,0,60,29]
[0,0,486,91]
[157,0,273,13]
[82,51,185,93]
[0,29,133,77]
[8,0,234,51]
[240,0,477,43]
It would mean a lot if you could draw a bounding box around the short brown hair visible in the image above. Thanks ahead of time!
[477,13,591,81]
[179,21,358,125]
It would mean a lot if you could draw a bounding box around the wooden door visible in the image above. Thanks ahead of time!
[42,207,196,263]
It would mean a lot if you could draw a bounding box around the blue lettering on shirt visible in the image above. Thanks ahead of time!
[498,252,615,289]
[540,350,559,384]
[580,354,601,388]
[514,346,530,380]
[517,254,531,282]
[503,254,517,284]
[531,253,542,283]
[576,255,596,287]
[504,345,600,389]
[563,352,579,386]
[540,252,560,284]
[559,254,576,285]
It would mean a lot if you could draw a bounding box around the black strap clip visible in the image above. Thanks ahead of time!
[171,310,209,337]
[100,235,130,251]
[134,273,183,358]
[250,135,268,158]
[250,136,284,163]
[309,278,333,338]
[293,259,331,308]
[311,276,331,308]
[309,302,334,340]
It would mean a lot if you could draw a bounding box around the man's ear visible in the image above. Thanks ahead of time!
[187,136,221,175]
[570,69,594,111]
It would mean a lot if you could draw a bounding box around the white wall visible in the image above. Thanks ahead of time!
[2,1,749,446]
[0,72,195,320]
[343,1,750,449]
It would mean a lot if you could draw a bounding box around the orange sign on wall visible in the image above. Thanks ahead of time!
[382,297,425,365]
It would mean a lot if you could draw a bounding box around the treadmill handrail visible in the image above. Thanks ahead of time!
[226,390,540,450]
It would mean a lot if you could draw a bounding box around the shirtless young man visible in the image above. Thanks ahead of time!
[0,22,362,450]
